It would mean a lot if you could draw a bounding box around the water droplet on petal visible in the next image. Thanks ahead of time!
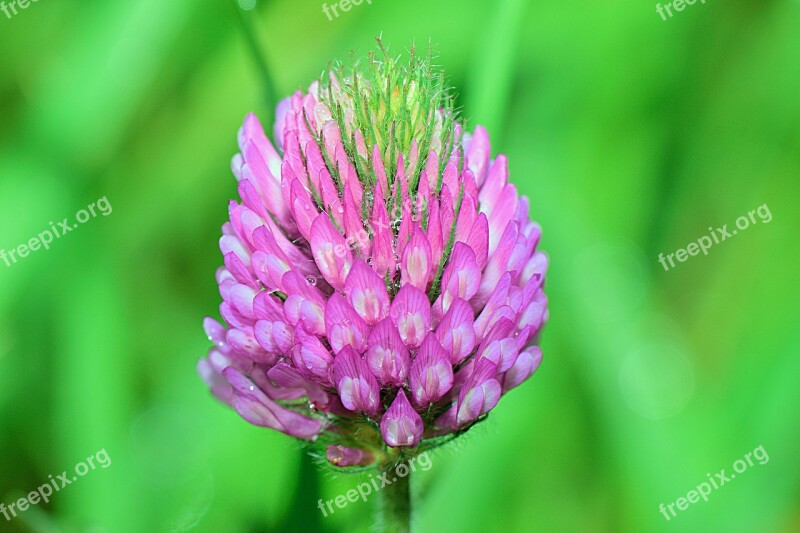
[248,386,255,391]
[306,276,317,286]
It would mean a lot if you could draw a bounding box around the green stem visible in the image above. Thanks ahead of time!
[380,462,411,533]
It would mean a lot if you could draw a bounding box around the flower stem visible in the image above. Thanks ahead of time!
[380,462,411,532]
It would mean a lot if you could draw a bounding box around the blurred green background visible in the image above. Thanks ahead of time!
[1,0,798,531]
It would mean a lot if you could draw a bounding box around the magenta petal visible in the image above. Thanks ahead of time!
[478,155,508,215]
[478,338,519,373]
[267,363,329,407]
[454,194,477,244]
[520,250,548,289]
[474,272,512,338]
[502,346,543,392]
[518,289,548,334]
[253,292,285,322]
[326,445,374,467]
[433,403,458,433]
[409,334,453,406]
[289,178,317,242]
[226,328,276,365]
[426,200,444,266]
[436,298,476,364]
[370,186,394,277]
[475,221,517,306]
[284,295,325,337]
[465,125,490,187]
[332,346,381,416]
[203,317,227,347]
[456,378,501,427]
[366,318,411,387]
[439,242,481,314]
[229,284,257,320]
[345,259,390,326]
[325,292,369,354]
[254,320,279,353]
[310,213,353,291]
[381,390,424,447]
[390,284,431,349]
[485,185,519,257]
[291,329,334,385]
[197,357,233,403]
[401,225,434,291]
[220,235,251,268]
[222,367,322,440]
[456,358,501,426]
[224,251,256,288]
[465,213,489,270]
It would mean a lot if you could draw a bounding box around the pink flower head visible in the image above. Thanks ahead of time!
[198,45,548,467]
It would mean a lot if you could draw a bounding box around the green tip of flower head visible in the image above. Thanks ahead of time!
[318,38,460,189]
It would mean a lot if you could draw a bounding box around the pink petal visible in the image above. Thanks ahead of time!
[427,199,444,267]
[401,225,433,291]
[409,333,454,406]
[310,213,353,291]
[289,178,318,242]
[465,213,489,270]
[325,292,369,354]
[478,338,520,372]
[366,318,411,387]
[390,284,432,348]
[343,180,369,257]
[226,328,275,365]
[326,445,374,467]
[456,358,501,426]
[370,181,394,277]
[253,292,285,322]
[381,390,424,448]
[465,125,490,187]
[291,329,334,385]
[439,242,481,314]
[345,259,390,325]
[332,346,381,416]
[222,367,322,440]
[267,363,329,407]
[501,346,543,392]
[436,298,476,364]
[475,222,517,308]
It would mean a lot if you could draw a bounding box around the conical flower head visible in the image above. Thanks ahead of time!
[199,44,549,467]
